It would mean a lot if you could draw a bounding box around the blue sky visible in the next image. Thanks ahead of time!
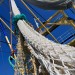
[0,0,75,75]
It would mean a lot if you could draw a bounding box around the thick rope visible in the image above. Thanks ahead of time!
[11,0,75,74]
[8,56,15,68]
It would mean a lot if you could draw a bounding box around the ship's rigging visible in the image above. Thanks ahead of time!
[0,0,75,75]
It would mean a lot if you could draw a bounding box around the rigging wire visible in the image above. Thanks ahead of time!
[26,2,47,21]
[0,16,17,40]
[0,15,11,25]
[0,26,16,46]
[2,1,74,44]
[9,0,13,49]
[8,56,15,68]
[0,23,15,56]
[21,0,59,42]
[0,22,16,57]
[0,40,16,46]
[1,1,33,18]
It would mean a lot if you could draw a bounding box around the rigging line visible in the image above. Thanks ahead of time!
[9,0,13,48]
[0,24,23,74]
[0,24,16,59]
[8,56,15,68]
[0,18,14,34]
[0,27,16,46]
[0,15,14,30]
[26,2,47,21]
[2,1,33,18]
[0,40,16,46]
[0,25,16,46]
[16,3,33,18]
[21,0,59,43]
[0,15,11,24]
[0,16,17,40]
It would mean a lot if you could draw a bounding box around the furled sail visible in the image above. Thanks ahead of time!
[24,0,73,10]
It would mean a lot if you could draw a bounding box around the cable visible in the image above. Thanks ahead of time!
[26,2,47,21]
[0,40,16,46]
[9,0,13,48]
[0,25,16,46]
[0,16,17,40]
[1,1,33,18]
[0,15,11,25]
[0,24,16,47]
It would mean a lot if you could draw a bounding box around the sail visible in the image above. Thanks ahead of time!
[24,0,73,10]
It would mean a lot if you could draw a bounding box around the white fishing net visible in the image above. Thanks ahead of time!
[11,0,75,74]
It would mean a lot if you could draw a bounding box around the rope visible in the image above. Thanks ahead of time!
[8,56,15,68]
[13,14,27,35]
[0,40,16,46]
[9,0,13,48]
[13,14,27,25]
[0,24,25,75]
[9,55,25,75]
[0,23,13,50]
[26,2,46,21]
[0,17,16,41]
